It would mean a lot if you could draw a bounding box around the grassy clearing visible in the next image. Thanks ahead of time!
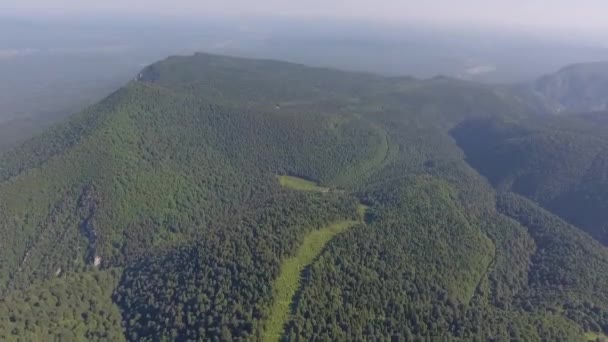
[357,203,370,222]
[586,332,608,341]
[262,220,359,341]
[278,175,329,192]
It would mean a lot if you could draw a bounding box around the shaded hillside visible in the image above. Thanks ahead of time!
[2,53,608,340]
[530,61,608,113]
[452,115,608,245]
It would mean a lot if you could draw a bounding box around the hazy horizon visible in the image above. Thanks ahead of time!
[3,0,608,131]
[3,0,608,39]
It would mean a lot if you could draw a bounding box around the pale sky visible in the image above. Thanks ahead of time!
[4,0,608,34]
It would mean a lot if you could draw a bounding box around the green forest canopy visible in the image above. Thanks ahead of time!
[1,53,608,341]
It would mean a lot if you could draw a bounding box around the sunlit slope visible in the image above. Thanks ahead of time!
[0,269,124,341]
[0,63,386,294]
[263,220,360,341]
[113,191,360,341]
[1,53,608,340]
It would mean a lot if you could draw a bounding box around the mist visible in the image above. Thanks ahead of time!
[2,8,608,148]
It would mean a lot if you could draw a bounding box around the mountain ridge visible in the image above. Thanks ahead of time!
[530,60,608,113]
[2,53,608,340]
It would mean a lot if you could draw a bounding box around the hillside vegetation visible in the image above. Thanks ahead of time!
[263,219,360,341]
[452,115,608,245]
[533,62,608,113]
[1,53,608,340]
[277,176,329,192]
[0,269,124,341]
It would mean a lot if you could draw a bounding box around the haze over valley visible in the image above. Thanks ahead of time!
[3,14,608,150]
[2,1,608,341]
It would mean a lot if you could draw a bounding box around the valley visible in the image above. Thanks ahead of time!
[1,53,608,340]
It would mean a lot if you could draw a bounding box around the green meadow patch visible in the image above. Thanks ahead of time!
[262,220,359,341]
[277,175,330,192]
[586,332,608,341]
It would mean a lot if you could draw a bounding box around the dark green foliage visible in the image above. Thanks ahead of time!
[0,269,124,341]
[452,116,608,245]
[0,77,384,293]
[285,176,494,340]
[283,177,593,341]
[496,193,608,337]
[0,89,128,182]
[1,53,608,341]
[114,192,358,341]
[498,193,608,305]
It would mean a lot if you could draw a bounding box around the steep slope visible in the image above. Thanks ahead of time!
[0,269,124,341]
[0,54,390,340]
[284,178,594,340]
[2,53,608,340]
[528,61,608,113]
[452,115,608,245]
[0,76,384,292]
[498,193,608,336]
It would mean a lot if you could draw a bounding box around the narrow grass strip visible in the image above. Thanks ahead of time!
[277,175,330,192]
[263,220,359,341]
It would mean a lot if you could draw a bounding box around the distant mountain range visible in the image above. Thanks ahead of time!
[523,61,608,113]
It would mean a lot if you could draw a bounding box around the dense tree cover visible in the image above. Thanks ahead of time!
[283,177,587,341]
[1,53,608,340]
[532,61,608,113]
[113,192,358,341]
[137,53,390,107]
[0,89,128,182]
[286,176,489,339]
[452,116,608,245]
[0,77,384,293]
[0,269,124,341]
[498,193,608,331]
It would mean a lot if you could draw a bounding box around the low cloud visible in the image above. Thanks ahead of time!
[0,48,39,59]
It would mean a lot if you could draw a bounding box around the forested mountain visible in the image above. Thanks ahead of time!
[452,114,608,245]
[525,61,608,113]
[2,53,608,341]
